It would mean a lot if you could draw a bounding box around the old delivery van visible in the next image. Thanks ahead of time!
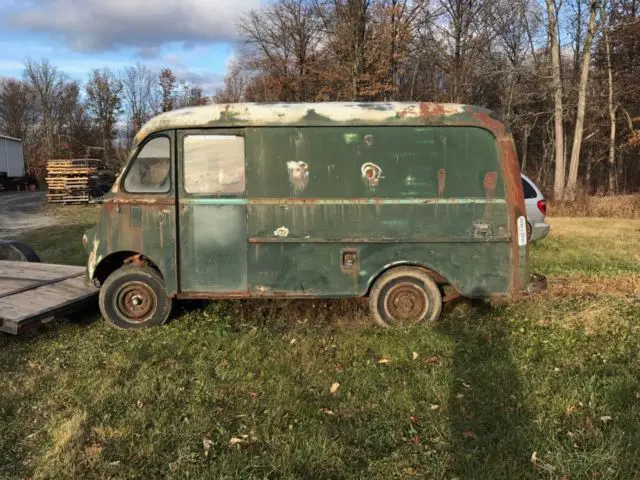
[83,102,544,329]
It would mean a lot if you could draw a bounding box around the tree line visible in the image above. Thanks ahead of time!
[214,0,640,199]
[1,0,639,198]
[0,61,207,178]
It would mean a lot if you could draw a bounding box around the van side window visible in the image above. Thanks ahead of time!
[184,135,245,194]
[124,136,171,193]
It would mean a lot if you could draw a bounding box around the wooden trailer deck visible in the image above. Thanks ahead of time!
[0,261,98,334]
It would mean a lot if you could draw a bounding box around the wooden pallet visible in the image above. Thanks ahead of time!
[46,158,115,204]
[0,261,98,334]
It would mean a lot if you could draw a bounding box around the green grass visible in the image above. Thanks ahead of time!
[1,214,639,479]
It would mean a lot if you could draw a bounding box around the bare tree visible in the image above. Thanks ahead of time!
[545,0,566,200]
[86,68,122,159]
[214,61,247,103]
[566,0,599,199]
[23,59,67,160]
[240,0,322,101]
[159,68,177,112]
[121,63,158,136]
[0,79,30,139]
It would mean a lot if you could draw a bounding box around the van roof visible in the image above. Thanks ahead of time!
[134,102,508,145]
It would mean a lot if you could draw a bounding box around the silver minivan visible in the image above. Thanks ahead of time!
[521,174,549,241]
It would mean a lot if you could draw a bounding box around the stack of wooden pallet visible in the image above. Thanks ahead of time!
[46,159,114,204]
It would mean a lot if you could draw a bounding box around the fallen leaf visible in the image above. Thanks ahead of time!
[330,382,340,394]
[290,338,297,345]
[462,429,477,440]
[410,435,420,445]
[426,355,441,364]
[321,408,335,416]
[554,367,561,372]
[137,400,143,408]
[567,404,577,415]
[203,438,213,456]
[456,393,465,399]
[430,404,440,411]
[377,357,392,364]
[85,444,103,458]
[600,415,612,423]
[531,451,556,472]
[412,352,419,360]
[229,437,243,446]
[27,360,41,370]
[249,392,258,398]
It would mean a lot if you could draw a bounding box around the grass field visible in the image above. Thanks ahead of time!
[1,209,639,479]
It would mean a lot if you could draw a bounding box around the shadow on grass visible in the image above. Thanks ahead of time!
[438,297,537,479]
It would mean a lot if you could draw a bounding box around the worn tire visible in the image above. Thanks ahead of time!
[369,267,443,328]
[98,265,172,329]
[0,240,41,262]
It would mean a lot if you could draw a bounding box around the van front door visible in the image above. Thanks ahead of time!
[177,129,247,294]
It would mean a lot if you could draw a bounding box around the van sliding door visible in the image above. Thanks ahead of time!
[176,129,248,293]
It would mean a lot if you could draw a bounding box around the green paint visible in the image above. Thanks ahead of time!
[89,103,530,300]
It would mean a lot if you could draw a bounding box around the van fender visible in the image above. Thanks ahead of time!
[364,261,455,296]
[92,250,165,286]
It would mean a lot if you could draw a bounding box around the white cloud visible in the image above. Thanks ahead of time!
[5,0,259,53]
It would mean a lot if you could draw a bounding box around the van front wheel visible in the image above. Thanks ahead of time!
[99,265,172,329]
[369,267,443,327]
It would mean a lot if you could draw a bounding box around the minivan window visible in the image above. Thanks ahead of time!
[522,176,537,199]
[184,135,245,194]
[123,136,171,193]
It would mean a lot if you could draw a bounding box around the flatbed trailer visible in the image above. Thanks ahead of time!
[0,260,98,334]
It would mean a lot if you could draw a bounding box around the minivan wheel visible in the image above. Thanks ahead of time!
[369,267,443,327]
[99,265,172,329]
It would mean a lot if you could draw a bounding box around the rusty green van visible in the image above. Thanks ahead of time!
[82,102,543,329]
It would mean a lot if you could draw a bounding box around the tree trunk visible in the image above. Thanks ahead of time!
[601,3,617,194]
[565,0,598,200]
[546,0,566,200]
[521,125,530,172]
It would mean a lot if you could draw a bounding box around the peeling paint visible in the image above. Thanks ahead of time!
[361,162,383,188]
[287,161,309,193]
[133,102,471,145]
[274,226,290,237]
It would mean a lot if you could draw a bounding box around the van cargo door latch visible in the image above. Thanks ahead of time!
[341,248,358,272]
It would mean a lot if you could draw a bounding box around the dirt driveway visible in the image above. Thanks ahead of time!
[0,192,55,237]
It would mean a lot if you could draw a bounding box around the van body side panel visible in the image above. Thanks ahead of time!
[245,126,511,297]
[248,243,510,298]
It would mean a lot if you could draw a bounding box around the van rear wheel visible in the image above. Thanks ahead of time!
[99,265,172,329]
[369,267,443,327]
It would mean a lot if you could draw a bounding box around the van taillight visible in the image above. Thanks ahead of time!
[537,199,547,215]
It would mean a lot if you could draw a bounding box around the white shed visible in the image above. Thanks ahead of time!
[0,135,25,178]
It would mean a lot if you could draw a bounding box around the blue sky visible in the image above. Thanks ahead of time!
[0,0,262,93]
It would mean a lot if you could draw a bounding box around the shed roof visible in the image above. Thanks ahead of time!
[134,102,505,145]
[0,134,22,142]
